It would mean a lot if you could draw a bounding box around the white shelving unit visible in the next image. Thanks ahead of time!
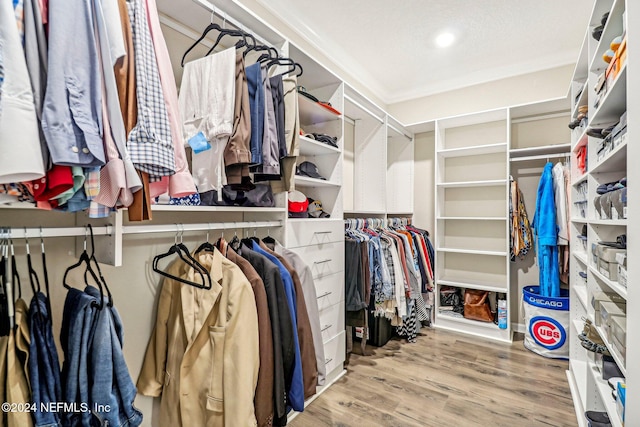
[567,0,634,425]
[432,108,511,343]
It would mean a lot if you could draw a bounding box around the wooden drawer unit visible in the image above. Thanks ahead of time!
[290,242,344,280]
[322,330,346,374]
[286,219,344,248]
[319,301,345,343]
[314,272,344,311]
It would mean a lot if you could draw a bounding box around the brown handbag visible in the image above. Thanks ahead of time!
[463,289,494,322]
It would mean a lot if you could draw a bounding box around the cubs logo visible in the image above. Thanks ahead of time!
[529,316,566,350]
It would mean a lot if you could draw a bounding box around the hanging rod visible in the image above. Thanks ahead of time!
[191,0,272,47]
[509,152,571,162]
[344,94,385,124]
[0,225,113,239]
[122,220,283,235]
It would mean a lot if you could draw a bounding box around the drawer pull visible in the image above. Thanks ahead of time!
[317,291,332,299]
[321,324,333,332]
[313,231,332,235]
[314,259,332,265]
[324,358,333,365]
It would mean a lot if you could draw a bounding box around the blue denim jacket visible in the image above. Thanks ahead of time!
[29,292,62,427]
[61,287,142,427]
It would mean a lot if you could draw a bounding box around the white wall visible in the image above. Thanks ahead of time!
[413,132,435,234]
[389,65,574,125]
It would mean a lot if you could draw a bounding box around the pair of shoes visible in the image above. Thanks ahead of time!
[578,319,611,356]
[585,411,611,427]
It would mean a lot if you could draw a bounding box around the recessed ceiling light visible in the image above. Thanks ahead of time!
[436,32,455,48]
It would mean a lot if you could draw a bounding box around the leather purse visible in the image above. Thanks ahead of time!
[463,289,494,322]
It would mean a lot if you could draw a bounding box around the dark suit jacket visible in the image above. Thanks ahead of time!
[226,249,274,427]
[259,241,318,400]
[239,244,294,426]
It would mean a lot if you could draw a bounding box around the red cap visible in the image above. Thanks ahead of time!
[288,190,308,213]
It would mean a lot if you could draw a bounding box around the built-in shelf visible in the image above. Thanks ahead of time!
[591,65,627,125]
[509,143,571,158]
[437,279,507,293]
[437,216,506,221]
[571,83,588,119]
[438,142,507,158]
[572,217,588,223]
[298,94,341,125]
[566,369,588,427]
[436,312,500,330]
[294,176,341,188]
[572,129,588,152]
[343,210,386,215]
[437,179,507,188]
[150,205,286,213]
[595,325,626,377]
[573,173,588,187]
[573,251,588,265]
[437,247,507,257]
[590,139,627,175]
[298,135,341,156]
[589,361,624,427]
[589,219,627,226]
[589,265,627,300]
[287,217,337,223]
[575,284,589,311]
[589,0,625,73]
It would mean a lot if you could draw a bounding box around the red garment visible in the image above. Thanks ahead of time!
[31,165,74,201]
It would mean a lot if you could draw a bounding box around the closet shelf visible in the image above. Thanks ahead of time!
[594,325,627,377]
[294,176,341,188]
[591,65,627,125]
[589,0,625,74]
[572,173,588,187]
[573,251,588,266]
[437,247,507,257]
[437,216,507,221]
[571,83,588,119]
[566,369,588,427]
[571,217,588,223]
[437,179,507,188]
[298,135,341,156]
[437,279,507,293]
[298,94,341,126]
[588,265,627,300]
[589,219,627,226]
[344,210,386,215]
[150,205,286,213]
[436,312,501,330]
[575,284,589,311]
[589,361,625,427]
[437,142,507,158]
[590,139,627,175]
[509,143,571,158]
[572,129,588,152]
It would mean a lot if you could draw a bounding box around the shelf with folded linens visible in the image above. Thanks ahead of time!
[590,138,626,175]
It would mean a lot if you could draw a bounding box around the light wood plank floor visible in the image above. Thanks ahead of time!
[291,330,577,427]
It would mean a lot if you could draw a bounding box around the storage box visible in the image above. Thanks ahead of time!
[617,253,627,288]
[597,300,625,328]
[610,315,626,346]
[611,329,626,366]
[591,291,626,310]
[599,257,619,281]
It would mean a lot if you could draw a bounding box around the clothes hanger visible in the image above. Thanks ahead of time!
[205,27,256,57]
[84,225,114,307]
[152,225,212,290]
[181,9,224,67]
[266,57,303,77]
[62,227,105,309]
[228,226,241,252]
[8,230,21,301]
[262,227,275,245]
[38,227,55,321]
[195,223,216,255]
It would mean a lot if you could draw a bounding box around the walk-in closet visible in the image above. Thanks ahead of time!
[0,0,635,426]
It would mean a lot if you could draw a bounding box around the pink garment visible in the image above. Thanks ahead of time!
[144,0,196,198]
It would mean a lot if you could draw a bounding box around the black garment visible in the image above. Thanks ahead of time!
[239,244,293,426]
[345,239,367,313]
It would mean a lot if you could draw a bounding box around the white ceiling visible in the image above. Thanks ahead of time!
[254,0,594,104]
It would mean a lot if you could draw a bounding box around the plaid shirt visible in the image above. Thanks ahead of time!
[127,0,175,178]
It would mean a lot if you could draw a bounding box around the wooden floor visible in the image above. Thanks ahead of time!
[291,330,577,427]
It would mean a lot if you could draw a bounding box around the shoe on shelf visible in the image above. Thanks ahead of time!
[585,410,611,427]
[579,319,611,356]
[608,376,625,390]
